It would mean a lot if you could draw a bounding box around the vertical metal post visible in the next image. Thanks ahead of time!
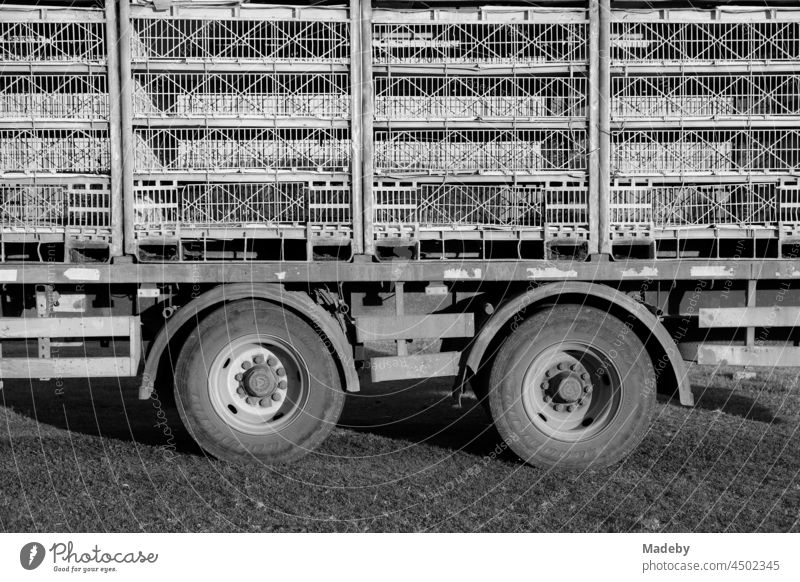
[104,0,123,257]
[746,279,757,346]
[587,0,601,255]
[349,0,364,255]
[598,0,612,255]
[118,0,136,255]
[360,0,375,257]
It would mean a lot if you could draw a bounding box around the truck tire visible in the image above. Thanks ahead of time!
[174,300,344,464]
[488,305,655,470]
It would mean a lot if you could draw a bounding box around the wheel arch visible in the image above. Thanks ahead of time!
[465,281,693,406]
[139,284,358,399]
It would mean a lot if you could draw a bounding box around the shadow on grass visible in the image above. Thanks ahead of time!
[1,373,512,460]
[0,376,204,456]
[690,385,779,424]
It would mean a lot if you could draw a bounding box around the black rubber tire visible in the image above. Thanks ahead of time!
[488,305,656,471]
[174,300,344,464]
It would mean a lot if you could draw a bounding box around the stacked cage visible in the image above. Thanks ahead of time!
[128,1,353,261]
[0,4,112,262]
[609,6,800,258]
[371,5,589,259]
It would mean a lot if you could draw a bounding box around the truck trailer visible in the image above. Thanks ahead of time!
[1,0,800,469]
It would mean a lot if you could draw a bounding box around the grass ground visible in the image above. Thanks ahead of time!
[1,363,798,532]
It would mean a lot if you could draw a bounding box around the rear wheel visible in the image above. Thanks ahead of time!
[488,305,655,470]
[174,300,344,464]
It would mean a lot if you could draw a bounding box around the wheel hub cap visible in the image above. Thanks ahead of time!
[242,366,277,398]
[556,377,582,402]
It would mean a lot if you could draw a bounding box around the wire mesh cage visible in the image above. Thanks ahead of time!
[0,182,110,233]
[375,75,586,120]
[610,183,779,229]
[373,22,587,65]
[373,181,587,232]
[0,74,108,120]
[0,19,105,64]
[133,180,351,234]
[133,72,350,119]
[611,18,800,64]
[133,128,350,172]
[612,75,800,119]
[375,130,586,174]
[0,129,109,173]
[612,130,800,175]
[131,18,349,63]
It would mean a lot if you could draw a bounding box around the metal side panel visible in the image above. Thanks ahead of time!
[698,345,800,367]
[0,315,141,379]
[356,313,474,342]
[370,352,461,382]
[699,307,800,328]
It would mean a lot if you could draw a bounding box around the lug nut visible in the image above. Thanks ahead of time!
[570,364,578,372]
[544,395,551,403]
[584,386,593,394]
[581,373,590,381]
[567,405,574,413]
[553,404,562,412]
[278,380,287,390]
[540,382,549,390]
[276,368,286,378]
[267,357,278,367]
[236,387,245,396]
[557,363,566,371]
[545,370,553,378]
[259,398,270,408]
[235,373,243,381]
[242,361,252,370]
[271,393,281,402]
[246,396,258,406]
[254,355,265,365]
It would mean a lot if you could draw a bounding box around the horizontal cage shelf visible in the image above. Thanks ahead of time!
[0,20,105,64]
[131,19,349,63]
[0,182,110,233]
[611,21,800,64]
[609,182,800,230]
[375,129,587,174]
[133,128,350,173]
[374,75,587,120]
[0,74,108,120]
[373,22,587,65]
[373,182,588,229]
[132,72,350,119]
[612,74,800,119]
[612,129,800,175]
[0,129,109,174]
[133,181,351,233]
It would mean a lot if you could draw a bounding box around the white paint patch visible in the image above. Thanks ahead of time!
[137,288,160,298]
[690,266,734,277]
[527,267,578,279]
[443,268,482,279]
[621,266,659,277]
[275,272,286,280]
[780,270,800,277]
[0,270,17,282]
[63,268,100,281]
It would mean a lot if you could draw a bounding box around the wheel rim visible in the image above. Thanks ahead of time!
[521,341,622,443]
[207,333,310,435]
